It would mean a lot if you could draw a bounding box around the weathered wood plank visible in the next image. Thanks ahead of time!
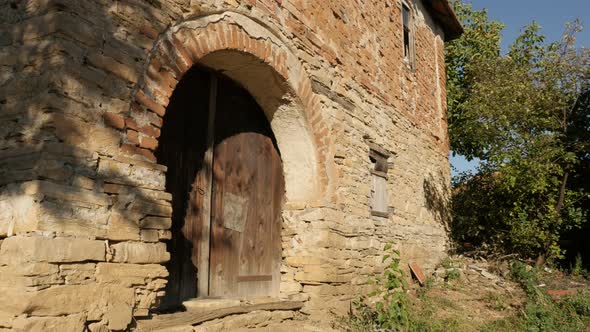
[208,74,284,298]
[237,275,273,282]
[197,73,217,297]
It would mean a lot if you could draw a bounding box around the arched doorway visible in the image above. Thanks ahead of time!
[156,66,285,309]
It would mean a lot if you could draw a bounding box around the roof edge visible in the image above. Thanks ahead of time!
[422,0,463,41]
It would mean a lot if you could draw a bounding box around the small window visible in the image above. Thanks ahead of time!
[368,143,391,218]
[402,3,414,66]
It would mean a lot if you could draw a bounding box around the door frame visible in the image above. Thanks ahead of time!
[196,72,217,298]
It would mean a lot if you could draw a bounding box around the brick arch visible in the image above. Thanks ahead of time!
[120,12,329,203]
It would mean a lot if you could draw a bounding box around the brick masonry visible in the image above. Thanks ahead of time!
[0,0,457,330]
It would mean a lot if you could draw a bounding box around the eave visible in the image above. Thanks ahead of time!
[422,0,464,41]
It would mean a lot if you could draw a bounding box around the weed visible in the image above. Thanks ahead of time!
[570,253,586,277]
[445,268,461,282]
[483,292,509,311]
[338,242,410,331]
[482,261,590,332]
[564,291,590,317]
[441,257,454,269]
[416,277,435,298]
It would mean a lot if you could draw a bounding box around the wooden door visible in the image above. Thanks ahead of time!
[157,68,284,306]
[208,75,284,298]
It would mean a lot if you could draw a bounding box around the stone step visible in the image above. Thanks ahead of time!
[136,299,304,331]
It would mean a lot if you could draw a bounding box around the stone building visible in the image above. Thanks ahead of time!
[0,0,461,330]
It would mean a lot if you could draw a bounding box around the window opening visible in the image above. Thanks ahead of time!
[368,142,392,218]
[402,3,414,66]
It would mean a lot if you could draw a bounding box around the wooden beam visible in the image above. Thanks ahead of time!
[197,73,218,297]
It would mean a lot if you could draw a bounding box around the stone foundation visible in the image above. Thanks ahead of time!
[0,0,458,330]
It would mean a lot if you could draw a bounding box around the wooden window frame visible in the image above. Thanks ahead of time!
[367,141,393,218]
[401,1,415,69]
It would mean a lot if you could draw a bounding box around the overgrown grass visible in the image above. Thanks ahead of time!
[335,245,473,332]
[338,253,590,332]
[482,261,590,332]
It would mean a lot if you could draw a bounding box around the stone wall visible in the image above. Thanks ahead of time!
[0,0,453,330]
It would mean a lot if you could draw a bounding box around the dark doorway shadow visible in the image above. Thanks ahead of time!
[156,66,210,310]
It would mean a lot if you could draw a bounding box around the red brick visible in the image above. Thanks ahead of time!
[139,125,161,138]
[146,77,173,101]
[207,25,220,51]
[125,116,139,131]
[547,289,577,299]
[252,40,264,59]
[171,35,194,69]
[103,112,125,130]
[183,32,204,61]
[246,35,255,53]
[409,262,427,286]
[218,25,228,48]
[121,143,156,162]
[127,129,139,144]
[140,136,158,150]
[150,116,163,129]
[158,46,182,78]
[135,89,166,117]
[139,23,159,39]
[197,35,210,57]
[148,58,162,75]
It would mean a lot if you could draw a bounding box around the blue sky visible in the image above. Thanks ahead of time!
[450,0,590,176]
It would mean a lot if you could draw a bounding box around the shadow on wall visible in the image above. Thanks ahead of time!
[1,0,321,327]
[0,0,173,238]
[423,171,451,232]
[0,0,184,327]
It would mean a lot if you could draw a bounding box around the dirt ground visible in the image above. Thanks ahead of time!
[402,255,590,331]
[404,256,526,330]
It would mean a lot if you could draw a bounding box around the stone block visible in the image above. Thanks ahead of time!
[158,230,172,240]
[37,201,109,238]
[11,313,85,332]
[19,285,134,317]
[60,263,96,284]
[221,311,273,330]
[52,114,122,156]
[140,216,172,230]
[71,175,95,190]
[279,281,303,293]
[88,53,139,84]
[105,303,133,330]
[128,199,173,217]
[294,264,352,283]
[0,311,14,329]
[23,180,112,206]
[129,166,166,190]
[0,287,36,315]
[88,322,109,332]
[111,242,170,263]
[0,194,38,237]
[106,213,140,241]
[141,229,160,242]
[285,256,325,267]
[96,263,168,286]
[0,262,58,277]
[0,265,61,288]
[271,310,294,321]
[0,236,105,264]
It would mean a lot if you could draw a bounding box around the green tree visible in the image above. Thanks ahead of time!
[445,0,504,158]
[447,2,590,263]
